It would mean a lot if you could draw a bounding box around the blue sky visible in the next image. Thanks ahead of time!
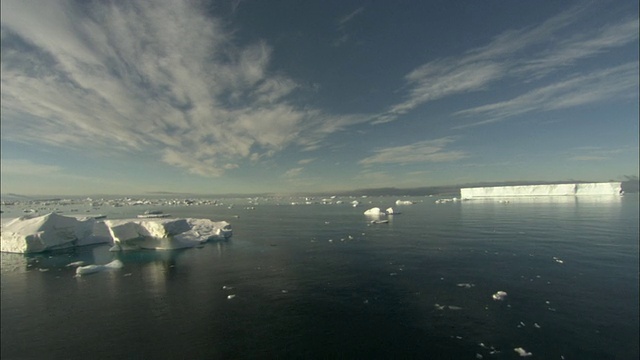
[1,0,638,196]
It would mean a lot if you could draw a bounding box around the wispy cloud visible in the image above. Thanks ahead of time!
[375,3,638,124]
[338,7,364,27]
[283,167,304,178]
[359,137,467,165]
[298,158,315,165]
[334,7,364,47]
[0,0,367,177]
[454,62,639,128]
[567,146,635,162]
[0,159,63,176]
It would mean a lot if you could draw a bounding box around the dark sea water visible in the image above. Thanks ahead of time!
[1,195,638,359]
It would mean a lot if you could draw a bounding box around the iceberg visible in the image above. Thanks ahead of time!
[75,259,123,276]
[0,213,111,253]
[395,200,415,205]
[363,207,385,216]
[0,213,232,253]
[105,218,232,251]
[461,182,622,199]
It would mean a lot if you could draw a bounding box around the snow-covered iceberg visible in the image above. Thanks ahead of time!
[0,213,111,253]
[363,207,385,216]
[0,213,232,253]
[105,218,232,251]
[460,182,622,199]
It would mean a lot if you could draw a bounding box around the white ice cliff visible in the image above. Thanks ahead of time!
[105,218,232,251]
[460,182,622,199]
[0,213,111,253]
[1,213,232,253]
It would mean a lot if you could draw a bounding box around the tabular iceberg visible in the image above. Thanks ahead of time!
[460,182,622,199]
[0,213,232,253]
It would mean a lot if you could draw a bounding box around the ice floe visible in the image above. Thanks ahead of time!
[513,347,532,357]
[75,259,123,276]
[492,291,508,301]
[363,207,385,216]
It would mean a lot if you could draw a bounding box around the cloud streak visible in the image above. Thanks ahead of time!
[0,0,368,177]
[359,137,467,165]
[453,62,639,128]
[375,4,638,125]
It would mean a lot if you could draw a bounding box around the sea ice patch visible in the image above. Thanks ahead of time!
[492,291,508,301]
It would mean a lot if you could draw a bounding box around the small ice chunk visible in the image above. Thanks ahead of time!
[534,323,541,329]
[66,261,85,267]
[363,207,385,216]
[514,347,532,357]
[434,303,446,310]
[222,285,233,290]
[75,259,123,276]
[457,283,475,288]
[227,294,236,300]
[476,354,483,359]
[492,291,508,300]
[448,305,463,310]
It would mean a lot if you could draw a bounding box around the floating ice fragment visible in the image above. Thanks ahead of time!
[534,323,541,329]
[492,291,508,300]
[434,303,446,310]
[38,268,49,272]
[553,256,564,264]
[222,285,233,290]
[457,283,475,288]
[364,207,385,216]
[448,305,463,310]
[75,259,123,276]
[227,294,236,299]
[476,354,483,359]
[66,261,85,267]
[514,347,532,357]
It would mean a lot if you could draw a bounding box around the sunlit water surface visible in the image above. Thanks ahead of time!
[1,195,638,359]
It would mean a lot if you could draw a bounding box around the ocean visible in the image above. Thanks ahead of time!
[1,195,638,359]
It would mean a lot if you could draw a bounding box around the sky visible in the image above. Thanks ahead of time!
[1,0,638,196]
